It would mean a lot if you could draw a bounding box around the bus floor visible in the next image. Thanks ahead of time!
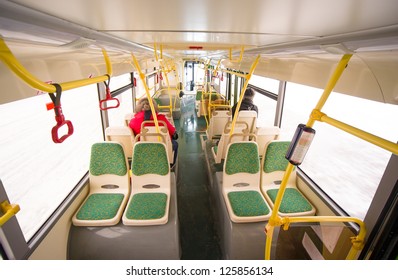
[174,100,222,259]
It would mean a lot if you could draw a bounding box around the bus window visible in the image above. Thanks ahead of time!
[108,73,132,92]
[251,75,280,93]
[252,90,277,127]
[281,82,398,219]
[0,85,103,241]
[250,75,279,127]
[106,74,134,127]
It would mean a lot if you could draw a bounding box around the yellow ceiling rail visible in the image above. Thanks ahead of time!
[221,68,248,79]
[0,38,112,93]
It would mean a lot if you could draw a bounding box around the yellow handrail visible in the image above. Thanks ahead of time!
[307,54,352,126]
[264,54,369,260]
[0,200,20,227]
[312,110,398,155]
[0,38,112,93]
[158,61,173,117]
[132,53,160,135]
[229,46,244,63]
[212,59,222,77]
[154,44,182,116]
[229,55,260,136]
[221,69,248,79]
[265,213,366,259]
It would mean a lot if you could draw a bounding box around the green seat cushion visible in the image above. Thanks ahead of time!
[266,188,313,213]
[76,193,124,220]
[228,191,270,217]
[263,141,291,173]
[225,142,259,175]
[132,143,169,176]
[125,193,167,220]
[90,143,127,176]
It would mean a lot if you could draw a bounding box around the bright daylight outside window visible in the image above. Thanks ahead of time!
[0,85,103,240]
[250,75,279,127]
[106,74,134,127]
[281,83,398,219]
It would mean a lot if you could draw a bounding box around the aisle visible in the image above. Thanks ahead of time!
[174,95,221,259]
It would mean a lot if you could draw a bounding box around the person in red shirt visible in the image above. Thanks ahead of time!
[129,97,178,166]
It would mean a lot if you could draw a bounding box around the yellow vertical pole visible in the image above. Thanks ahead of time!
[264,53,353,260]
[132,54,160,134]
[159,58,173,117]
[307,54,352,127]
[229,55,260,136]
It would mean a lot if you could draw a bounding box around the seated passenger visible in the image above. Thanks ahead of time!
[231,87,258,117]
[129,98,178,165]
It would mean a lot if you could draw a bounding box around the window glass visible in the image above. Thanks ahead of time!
[219,73,228,96]
[194,63,205,86]
[251,75,280,93]
[281,83,398,219]
[109,74,131,92]
[0,85,103,240]
[252,91,277,127]
[249,75,279,127]
[107,89,134,127]
[106,74,134,127]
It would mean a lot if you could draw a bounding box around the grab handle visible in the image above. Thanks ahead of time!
[51,107,74,143]
[48,84,74,143]
[100,75,120,110]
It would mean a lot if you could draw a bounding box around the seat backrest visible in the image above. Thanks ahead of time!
[261,140,316,216]
[223,141,260,188]
[125,113,134,126]
[213,121,250,163]
[206,110,232,140]
[72,141,130,226]
[105,126,134,158]
[89,142,130,192]
[237,110,257,134]
[261,141,296,186]
[159,112,175,126]
[256,126,280,157]
[131,142,170,192]
[139,121,173,164]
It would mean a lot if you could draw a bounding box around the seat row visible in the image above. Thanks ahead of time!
[105,119,175,166]
[221,140,316,223]
[72,139,172,227]
[202,110,280,163]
